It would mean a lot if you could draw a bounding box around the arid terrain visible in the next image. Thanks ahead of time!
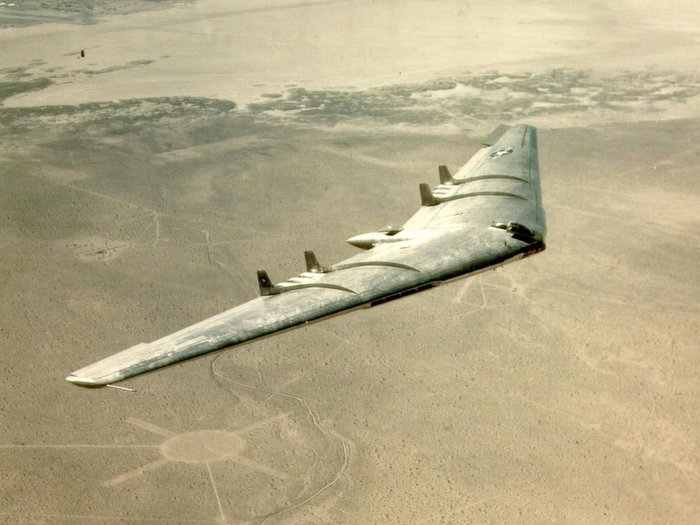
[0,1,698,524]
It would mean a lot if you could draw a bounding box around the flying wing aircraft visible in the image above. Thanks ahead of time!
[67,124,546,388]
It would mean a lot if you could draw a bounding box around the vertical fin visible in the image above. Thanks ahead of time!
[438,165,453,184]
[419,183,437,206]
[257,270,274,296]
[304,250,322,272]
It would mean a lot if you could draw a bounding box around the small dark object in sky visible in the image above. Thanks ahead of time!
[80,50,85,58]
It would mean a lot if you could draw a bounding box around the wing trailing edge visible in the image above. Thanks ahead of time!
[67,124,546,387]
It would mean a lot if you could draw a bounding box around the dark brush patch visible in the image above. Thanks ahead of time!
[80,59,156,76]
[0,97,237,137]
[0,0,195,27]
[248,69,700,128]
[0,78,52,104]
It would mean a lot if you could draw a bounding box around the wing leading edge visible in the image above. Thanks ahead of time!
[67,124,545,387]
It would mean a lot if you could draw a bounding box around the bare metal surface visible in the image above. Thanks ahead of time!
[66,125,545,387]
[1,1,698,523]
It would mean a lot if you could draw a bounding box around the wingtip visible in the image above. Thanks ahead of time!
[66,374,105,388]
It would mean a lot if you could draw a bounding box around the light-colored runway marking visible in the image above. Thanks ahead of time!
[201,229,227,268]
[125,417,175,437]
[103,458,170,487]
[451,275,490,312]
[451,276,493,307]
[95,414,293,522]
[451,278,474,304]
[206,461,225,523]
[211,357,351,525]
[152,213,161,248]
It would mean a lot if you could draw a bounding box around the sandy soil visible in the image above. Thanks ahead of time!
[1,0,699,109]
[0,1,698,524]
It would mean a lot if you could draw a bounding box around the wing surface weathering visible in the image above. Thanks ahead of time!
[67,124,546,387]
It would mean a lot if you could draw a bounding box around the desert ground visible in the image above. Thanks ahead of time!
[0,1,698,524]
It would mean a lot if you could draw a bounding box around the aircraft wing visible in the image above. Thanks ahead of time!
[67,124,546,387]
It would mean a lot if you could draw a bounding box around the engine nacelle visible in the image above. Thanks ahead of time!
[346,227,406,249]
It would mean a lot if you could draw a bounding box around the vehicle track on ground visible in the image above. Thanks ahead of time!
[210,354,351,524]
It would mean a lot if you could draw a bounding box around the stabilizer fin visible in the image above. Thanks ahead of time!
[438,165,453,184]
[304,250,327,273]
[419,183,438,206]
[257,270,274,296]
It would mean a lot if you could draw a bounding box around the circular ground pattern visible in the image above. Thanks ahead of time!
[161,430,246,463]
